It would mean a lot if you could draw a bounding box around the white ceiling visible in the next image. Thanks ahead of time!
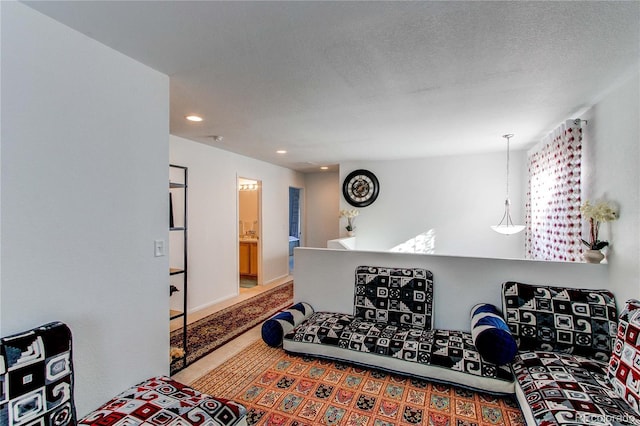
[24,1,640,172]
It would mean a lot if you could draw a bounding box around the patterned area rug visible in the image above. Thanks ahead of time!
[191,339,525,426]
[171,281,293,372]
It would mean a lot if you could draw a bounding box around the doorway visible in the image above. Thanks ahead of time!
[238,177,261,289]
[289,187,302,273]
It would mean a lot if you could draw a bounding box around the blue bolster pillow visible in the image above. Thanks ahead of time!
[470,303,517,365]
[261,302,314,347]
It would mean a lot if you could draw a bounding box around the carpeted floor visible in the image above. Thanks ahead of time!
[191,339,525,426]
[171,280,293,373]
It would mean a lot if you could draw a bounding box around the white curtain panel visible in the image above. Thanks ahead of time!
[526,119,583,262]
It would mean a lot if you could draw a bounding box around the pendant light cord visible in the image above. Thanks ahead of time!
[491,133,524,234]
[503,134,513,201]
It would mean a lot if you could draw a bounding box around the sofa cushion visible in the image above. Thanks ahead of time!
[512,351,640,425]
[0,321,76,426]
[470,303,517,365]
[261,302,314,347]
[607,299,640,416]
[283,311,356,346]
[502,281,618,361]
[283,312,514,394]
[79,376,247,425]
[354,265,434,330]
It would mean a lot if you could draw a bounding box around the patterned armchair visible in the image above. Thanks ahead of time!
[0,321,247,426]
[502,282,640,425]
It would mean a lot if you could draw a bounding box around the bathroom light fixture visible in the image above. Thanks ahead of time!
[185,115,203,122]
[276,150,287,154]
[491,134,525,235]
[320,166,329,170]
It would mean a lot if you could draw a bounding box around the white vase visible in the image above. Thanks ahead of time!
[583,249,605,264]
[347,231,355,237]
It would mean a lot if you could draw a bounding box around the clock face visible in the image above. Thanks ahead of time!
[342,169,379,207]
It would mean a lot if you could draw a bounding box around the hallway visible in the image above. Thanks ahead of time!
[171,275,293,384]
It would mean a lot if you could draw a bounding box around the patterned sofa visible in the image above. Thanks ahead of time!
[272,265,640,425]
[281,265,517,394]
[0,321,247,426]
[503,281,640,425]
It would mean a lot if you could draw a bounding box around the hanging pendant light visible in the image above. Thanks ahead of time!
[491,134,525,235]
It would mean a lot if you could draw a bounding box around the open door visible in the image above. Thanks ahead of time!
[238,177,261,289]
[289,187,302,273]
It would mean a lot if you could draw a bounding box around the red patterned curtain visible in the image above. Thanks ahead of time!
[526,119,582,261]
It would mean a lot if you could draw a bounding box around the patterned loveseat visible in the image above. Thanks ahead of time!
[503,282,640,425]
[280,265,517,394]
[271,266,640,425]
[0,321,247,426]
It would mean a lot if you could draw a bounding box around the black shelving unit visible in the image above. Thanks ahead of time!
[169,164,188,374]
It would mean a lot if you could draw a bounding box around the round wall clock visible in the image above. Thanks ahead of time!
[342,169,380,207]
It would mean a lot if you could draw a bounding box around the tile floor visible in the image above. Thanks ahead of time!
[171,275,292,384]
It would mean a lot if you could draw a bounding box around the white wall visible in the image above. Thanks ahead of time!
[170,135,305,312]
[304,171,340,247]
[582,69,640,305]
[294,248,609,331]
[1,2,169,416]
[301,69,640,327]
[339,151,527,258]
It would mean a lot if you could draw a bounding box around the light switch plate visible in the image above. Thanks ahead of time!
[154,239,165,257]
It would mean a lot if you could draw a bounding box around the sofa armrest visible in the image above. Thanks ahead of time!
[470,303,517,365]
[261,302,314,347]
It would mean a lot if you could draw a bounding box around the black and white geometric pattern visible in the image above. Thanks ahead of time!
[502,281,618,361]
[0,322,248,426]
[354,265,434,330]
[285,312,354,347]
[0,322,76,426]
[285,312,513,385]
[430,329,513,382]
[512,351,640,425]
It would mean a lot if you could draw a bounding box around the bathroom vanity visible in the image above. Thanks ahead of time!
[239,239,258,277]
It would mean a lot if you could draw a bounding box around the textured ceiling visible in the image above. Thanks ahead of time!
[24,1,640,172]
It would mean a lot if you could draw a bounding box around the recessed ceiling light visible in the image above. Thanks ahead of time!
[320,166,329,170]
[276,150,287,154]
[185,115,203,122]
